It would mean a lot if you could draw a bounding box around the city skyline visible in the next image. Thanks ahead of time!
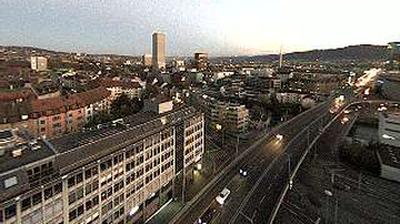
[1,0,399,56]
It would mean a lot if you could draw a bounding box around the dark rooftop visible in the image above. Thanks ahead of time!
[0,106,201,202]
[377,144,400,169]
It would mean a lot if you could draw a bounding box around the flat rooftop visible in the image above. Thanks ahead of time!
[0,130,55,174]
[0,106,200,202]
[377,144,400,169]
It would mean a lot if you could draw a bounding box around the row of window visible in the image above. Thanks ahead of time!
[145,169,161,184]
[21,182,62,212]
[185,122,203,136]
[69,195,99,222]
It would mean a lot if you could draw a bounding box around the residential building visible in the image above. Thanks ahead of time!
[171,59,185,72]
[142,54,152,67]
[144,97,173,114]
[0,87,111,139]
[152,33,166,70]
[100,79,143,101]
[206,99,249,134]
[0,106,204,224]
[31,56,48,71]
[276,92,307,104]
[194,53,208,71]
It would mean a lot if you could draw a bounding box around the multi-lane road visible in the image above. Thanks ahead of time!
[170,96,338,224]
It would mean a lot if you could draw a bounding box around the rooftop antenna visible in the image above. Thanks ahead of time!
[279,45,283,69]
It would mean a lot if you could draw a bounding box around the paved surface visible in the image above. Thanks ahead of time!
[146,200,184,224]
[172,99,334,224]
[274,101,400,224]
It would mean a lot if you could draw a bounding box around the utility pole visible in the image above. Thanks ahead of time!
[334,197,338,224]
[279,45,283,69]
[284,153,292,190]
[181,166,185,203]
[236,134,240,157]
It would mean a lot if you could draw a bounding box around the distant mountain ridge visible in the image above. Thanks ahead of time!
[1,44,391,62]
[248,44,390,62]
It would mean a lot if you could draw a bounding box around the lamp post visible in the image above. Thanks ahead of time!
[324,189,333,224]
[215,123,224,148]
[283,152,292,190]
[235,134,240,157]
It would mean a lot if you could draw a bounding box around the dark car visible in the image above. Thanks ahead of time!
[197,208,217,224]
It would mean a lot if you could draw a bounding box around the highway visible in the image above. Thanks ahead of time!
[170,97,336,224]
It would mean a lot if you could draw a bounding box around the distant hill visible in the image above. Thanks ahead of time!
[248,44,390,62]
[1,44,391,62]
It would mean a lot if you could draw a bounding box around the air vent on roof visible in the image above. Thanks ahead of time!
[4,176,18,188]
[31,143,41,151]
[12,148,23,157]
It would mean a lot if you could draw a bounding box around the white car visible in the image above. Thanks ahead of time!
[341,117,349,124]
[276,134,283,141]
[216,188,231,205]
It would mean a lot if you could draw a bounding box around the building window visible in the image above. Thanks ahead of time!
[44,187,53,200]
[54,182,62,194]
[32,192,42,205]
[5,204,16,219]
[68,176,75,188]
[21,198,31,211]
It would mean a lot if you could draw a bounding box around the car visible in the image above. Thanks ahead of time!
[276,134,283,141]
[343,109,351,114]
[341,117,349,124]
[197,208,217,224]
[239,165,249,177]
[215,188,231,205]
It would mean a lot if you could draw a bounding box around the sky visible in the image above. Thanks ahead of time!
[1,0,399,56]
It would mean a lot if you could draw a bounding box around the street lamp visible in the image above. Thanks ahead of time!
[324,189,333,224]
[215,123,224,147]
[283,152,292,190]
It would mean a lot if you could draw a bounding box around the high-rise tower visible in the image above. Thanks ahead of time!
[152,32,166,70]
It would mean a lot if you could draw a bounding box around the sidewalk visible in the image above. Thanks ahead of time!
[146,200,184,224]
[146,145,229,223]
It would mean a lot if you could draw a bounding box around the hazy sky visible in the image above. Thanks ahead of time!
[1,0,399,56]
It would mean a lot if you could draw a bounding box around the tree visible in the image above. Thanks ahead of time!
[85,111,113,128]
[110,94,143,118]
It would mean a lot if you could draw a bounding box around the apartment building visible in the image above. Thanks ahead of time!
[31,56,48,71]
[0,87,111,139]
[0,106,204,224]
[100,79,143,101]
[208,100,249,134]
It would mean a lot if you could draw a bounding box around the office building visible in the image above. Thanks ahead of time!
[31,56,48,71]
[194,53,208,71]
[152,33,166,70]
[0,105,204,224]
[142,55,152,67]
